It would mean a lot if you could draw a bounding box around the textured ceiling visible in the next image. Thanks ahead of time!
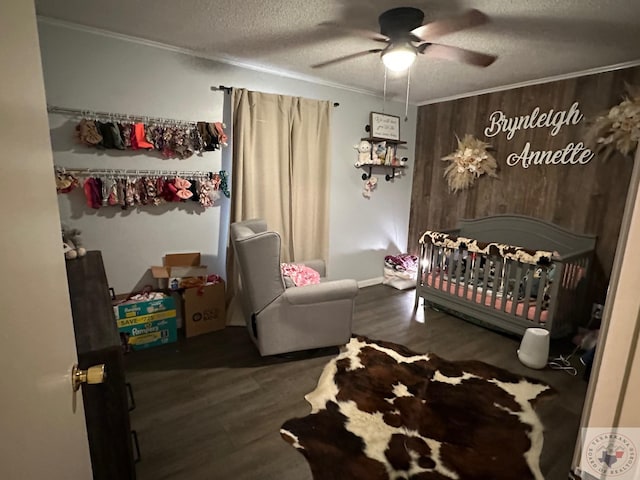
[35,0,640,104]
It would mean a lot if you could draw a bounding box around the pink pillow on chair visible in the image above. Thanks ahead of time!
[281,263,321,287]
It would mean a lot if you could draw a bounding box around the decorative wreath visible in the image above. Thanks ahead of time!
[442,134,498,193]
[585,84,640,160]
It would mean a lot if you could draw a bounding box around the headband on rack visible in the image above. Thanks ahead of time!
[48,105,228,156]
[54,167,230,208]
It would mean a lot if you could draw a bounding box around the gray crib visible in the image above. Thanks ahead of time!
[414,215,596,338]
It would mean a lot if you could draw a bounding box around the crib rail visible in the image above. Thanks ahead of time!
[416,236,591,338]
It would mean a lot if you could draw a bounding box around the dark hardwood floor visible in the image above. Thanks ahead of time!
[125,285,588,480]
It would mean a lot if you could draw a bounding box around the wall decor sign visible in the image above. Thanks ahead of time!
[370,112,400,141]
[483,102,595,168]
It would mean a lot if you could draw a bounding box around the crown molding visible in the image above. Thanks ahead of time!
[36,15,380,99]
[417,59,640,106]
[36,16,640,107]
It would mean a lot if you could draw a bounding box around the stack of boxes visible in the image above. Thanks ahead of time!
[113,252,227,351]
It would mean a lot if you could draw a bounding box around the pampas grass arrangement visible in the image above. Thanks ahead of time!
[442,134,498,193]
[585,84,640,160]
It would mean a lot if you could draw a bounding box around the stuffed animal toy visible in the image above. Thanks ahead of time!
[354,140,372,167]
[375,143,387,165]
[362,176,378,198]
[62,226,87,260]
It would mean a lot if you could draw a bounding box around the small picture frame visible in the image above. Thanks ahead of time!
[370,112,400,141]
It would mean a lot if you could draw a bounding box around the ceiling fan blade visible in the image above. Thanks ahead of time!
[319,22,389,43]
[420,43,496,67]
[411,9,488,42]
[311,49,383,69]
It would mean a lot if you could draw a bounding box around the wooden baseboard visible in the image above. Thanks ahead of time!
[358,277,383,288]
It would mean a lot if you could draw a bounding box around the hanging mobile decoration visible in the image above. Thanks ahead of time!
[362,176,378,198]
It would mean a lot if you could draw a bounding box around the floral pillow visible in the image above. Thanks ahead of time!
[281,263,320,287]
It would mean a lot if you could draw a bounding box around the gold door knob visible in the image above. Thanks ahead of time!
[71,364,107,391]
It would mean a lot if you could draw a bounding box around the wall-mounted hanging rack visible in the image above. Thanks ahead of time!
[47,105,197,126]
[49,107,228,155]
[56,167,216,178]
[55,167,230,208]
[56,167,230,199]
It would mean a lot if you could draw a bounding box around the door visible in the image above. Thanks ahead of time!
[0,1,93,479]
[572,148,640,475]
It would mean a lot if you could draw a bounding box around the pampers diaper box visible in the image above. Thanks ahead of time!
[113,296,177,351]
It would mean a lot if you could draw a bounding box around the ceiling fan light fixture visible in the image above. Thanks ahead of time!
[382,44,416,72]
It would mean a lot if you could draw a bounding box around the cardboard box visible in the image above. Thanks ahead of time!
[169,291,184,329]
[183,281,226,338]
[113,296,178,350]
[113,296,175,320]
[118,316,178,351]
[151,253,208,290]
[164,252,201,267]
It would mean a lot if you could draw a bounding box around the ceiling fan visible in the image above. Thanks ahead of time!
[313,7,496,72]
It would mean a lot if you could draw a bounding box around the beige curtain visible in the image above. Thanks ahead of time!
[230,89,331,262]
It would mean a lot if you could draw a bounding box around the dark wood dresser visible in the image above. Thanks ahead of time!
[66,251,136,480]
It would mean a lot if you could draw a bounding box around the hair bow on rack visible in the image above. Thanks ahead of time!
[174,177,193,200]
[55,169,79,193]
[54,167,228,209]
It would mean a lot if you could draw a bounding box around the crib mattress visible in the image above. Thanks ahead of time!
[425,274,548,323]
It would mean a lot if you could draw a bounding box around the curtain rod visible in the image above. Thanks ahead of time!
[210,85,340,107]
[47,105,198,125]
[211,85,233,94]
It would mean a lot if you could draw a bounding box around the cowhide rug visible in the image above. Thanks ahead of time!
[280,336,554,480]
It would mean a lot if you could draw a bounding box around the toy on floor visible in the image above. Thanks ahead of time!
[62,226,87,260]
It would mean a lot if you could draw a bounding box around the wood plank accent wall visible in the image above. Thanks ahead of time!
[409,66,640,303]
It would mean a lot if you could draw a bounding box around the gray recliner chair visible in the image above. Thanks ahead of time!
[230,219,358,356]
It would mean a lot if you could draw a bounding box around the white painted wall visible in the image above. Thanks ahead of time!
[38,21,417,294]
